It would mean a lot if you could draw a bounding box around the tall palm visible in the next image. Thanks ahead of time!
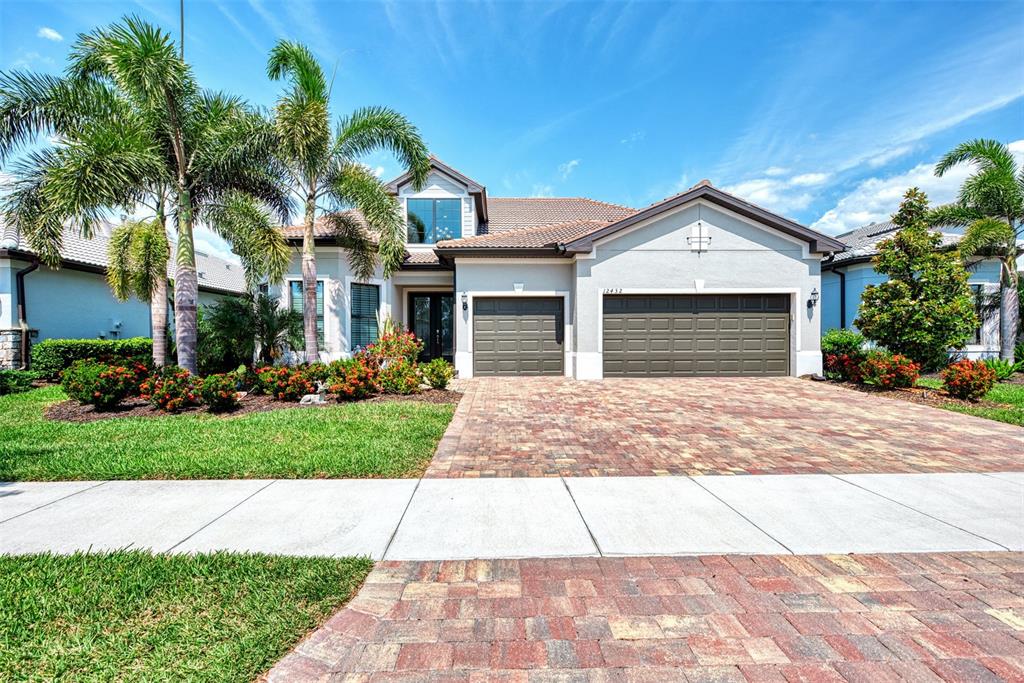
[267,40,430,361]
[0,17,292,373]
[932,139,1024,361]
[108,216,171,366]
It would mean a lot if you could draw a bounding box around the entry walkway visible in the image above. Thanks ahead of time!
[2,472,1021,558]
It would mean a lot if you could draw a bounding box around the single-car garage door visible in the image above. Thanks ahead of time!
[603,294,790,376]
[474,297,564,376]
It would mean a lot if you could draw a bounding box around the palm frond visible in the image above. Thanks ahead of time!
[1,149,70,266]
[267,41,330,179]
[325,210,375,280]
[935,138,1017,178]
[335,106,430,190]
[107,219,168,302]
[958,217,1015,258]
[266,41,327,104]
[927,204,983,228]
[106,221,136,300]
[326,161,405,279]
[203,192,290,287]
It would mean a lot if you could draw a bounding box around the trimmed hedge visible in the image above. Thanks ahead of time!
[0,369,37,395]
[32,338,152,379]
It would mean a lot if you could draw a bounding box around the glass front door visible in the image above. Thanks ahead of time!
[409,293,453,363]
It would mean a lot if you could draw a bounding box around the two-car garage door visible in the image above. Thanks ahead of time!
[603,294,790,376]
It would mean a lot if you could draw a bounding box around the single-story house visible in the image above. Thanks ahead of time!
[273,157,845,378]
[821,221,1019,359]
[0,221,245,369]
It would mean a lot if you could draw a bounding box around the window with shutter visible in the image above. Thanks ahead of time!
[290,281,324,347]
[350,283,380,350]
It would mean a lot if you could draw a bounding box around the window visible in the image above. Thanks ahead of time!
[406,198,461,244]
[971,284,986,344]
[350,283,380,350]
[290,280,324,347]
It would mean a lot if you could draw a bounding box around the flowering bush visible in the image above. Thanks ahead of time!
[377,357,421,395]
[824,353,865,383]
[942,359,996,401]
[140,366,201,412]
[364,331,423,364]
[303,362,332,384]
[327,358,379,401]
[859,352,920,389]
[254,365,314,402]
[821,329,866,381]
[420,358,454,389]
[200,373,241,411]
[61,360,136,410]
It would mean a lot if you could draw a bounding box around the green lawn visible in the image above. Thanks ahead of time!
[0,551,372,682]
[0,386,454,480]
[917,377,1024,426]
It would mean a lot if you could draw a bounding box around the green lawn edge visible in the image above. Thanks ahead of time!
[0,386,454,481]
[915,377,1024,427]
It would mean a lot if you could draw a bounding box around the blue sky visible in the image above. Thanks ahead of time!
[1,0,1022,260]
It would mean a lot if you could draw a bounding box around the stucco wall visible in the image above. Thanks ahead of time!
[574,201,824,378]
[452,259,574,378]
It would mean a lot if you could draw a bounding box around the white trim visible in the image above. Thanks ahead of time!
[595,287,803,378]
[344,276,388,354]
[585,198,813,260]
[460,290,572,378]
[452,257,572,265]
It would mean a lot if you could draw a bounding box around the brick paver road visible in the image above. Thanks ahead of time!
[264,552,1024,682]
[427,378,1024,478]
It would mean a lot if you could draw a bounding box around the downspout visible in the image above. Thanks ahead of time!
[837,268,846,329]
[15,259,39,369]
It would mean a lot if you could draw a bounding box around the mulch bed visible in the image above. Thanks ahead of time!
[825,379,1012,411]
[45,389,461,424]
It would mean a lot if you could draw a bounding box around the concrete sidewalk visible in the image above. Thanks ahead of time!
[1,472,1021,559]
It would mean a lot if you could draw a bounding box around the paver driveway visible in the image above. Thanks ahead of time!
[264,551,1024,682]
[427,378,1024,478]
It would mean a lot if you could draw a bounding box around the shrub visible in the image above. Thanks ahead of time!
[821,328,865,357]
[254,366,314,402]
[327,358,378,401]
[140,366,201,412]
[365,331,423,364]
[942,359,996,401]
[303,362,332,384]
[32,337,152,379]
[61,360,136,410]
[859,352,920,389]
[200,373,241,411]
[824,353,866,383]
[377,358,421,395]
[983,357,1023,381]
[0,369,37,395]
[420,358,454,389]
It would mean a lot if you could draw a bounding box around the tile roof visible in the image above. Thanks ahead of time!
[403,250,441,265]
[484,197,635,233]
[435,219,611,250]
[830,221,963,265]
[1,221,247,294]
[279,210,369,240]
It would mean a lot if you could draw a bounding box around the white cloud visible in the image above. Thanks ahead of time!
[723,178,813,214]
[36,27,63,41]
[530,184,554,198]
[11,51,55,69]
[620,130,645,145]
[790,172,830,187]
[558,159,580,180]
[810,139,1024,235]
[866,145,915,169]
[763,166,788,177]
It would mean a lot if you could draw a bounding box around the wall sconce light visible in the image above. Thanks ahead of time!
[807,287,819,308]
[461,292,468,311]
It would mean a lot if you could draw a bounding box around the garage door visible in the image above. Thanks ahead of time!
[473,297,564,376]
[603,294,790,377]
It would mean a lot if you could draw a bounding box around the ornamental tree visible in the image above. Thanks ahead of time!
[855,188,977,370]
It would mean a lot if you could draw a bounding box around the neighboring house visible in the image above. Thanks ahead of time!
[273,156,844,378]
[821,221,1016,359]
[0,221,246,369]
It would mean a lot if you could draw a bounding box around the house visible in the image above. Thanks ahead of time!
[821,221,1013,359]
[273,157,844,378]
[0,221,246,369]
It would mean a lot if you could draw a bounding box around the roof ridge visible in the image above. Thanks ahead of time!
[489,196,635,211]
[436,218,610,247]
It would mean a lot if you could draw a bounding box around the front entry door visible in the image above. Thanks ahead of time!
[409,293,454,363]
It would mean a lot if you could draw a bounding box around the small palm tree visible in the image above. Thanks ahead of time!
[932,139,1024,361]
[202,292,302,367]
[267,40,430,361]
[107,217,171,366]
[0,16,292,374]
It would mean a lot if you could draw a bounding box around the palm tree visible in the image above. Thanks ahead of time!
[0,16,292,374]
[107,216,171,366]
[266,40,430,361]
[932,139,1024,361]
[201,292,302,367]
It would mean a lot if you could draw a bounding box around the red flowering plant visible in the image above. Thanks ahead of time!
[942,359,996,401]
[363,331,424,366]
[859,351,920,389]
[254,365,314,402]
[140,366,201,412]
[377,357,421,395]
[200,373,241,411]
[824,353,865,383]
[327,357,379,401]
[61,360,136,410]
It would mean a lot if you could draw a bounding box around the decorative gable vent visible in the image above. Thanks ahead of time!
[688,220,711,252]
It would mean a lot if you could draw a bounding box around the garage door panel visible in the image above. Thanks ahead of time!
[473,298,564,376]
[603,294,790,377]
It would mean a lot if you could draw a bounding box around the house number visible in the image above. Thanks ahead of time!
[603,288,623,294]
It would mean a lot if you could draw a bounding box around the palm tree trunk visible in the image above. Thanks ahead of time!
[174,189,199,374]
[1001,264,1019,362]
[151,275,168,367]
[302,195,319,362]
